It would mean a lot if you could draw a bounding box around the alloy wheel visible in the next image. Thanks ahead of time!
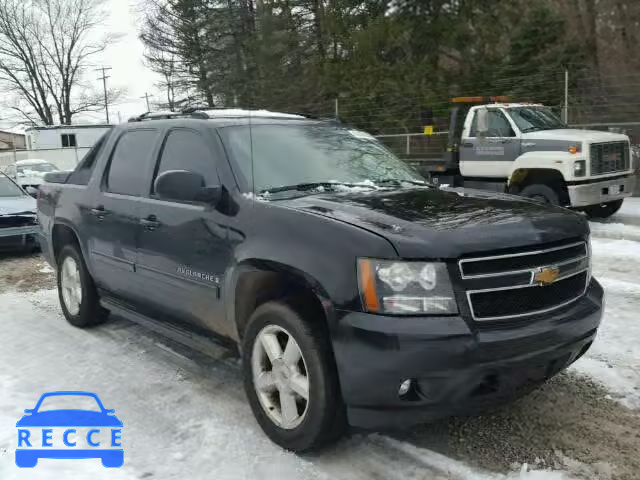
[251,324,310,430]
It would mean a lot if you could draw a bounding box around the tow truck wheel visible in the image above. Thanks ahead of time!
[57,244,108,328]
[242,300,345,452]
[519,184,560,205]
[583,199,623,219]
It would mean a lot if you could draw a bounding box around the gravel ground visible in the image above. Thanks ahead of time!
[0,252,55,293]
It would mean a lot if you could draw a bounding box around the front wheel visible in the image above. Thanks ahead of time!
[242,300,345,452]
[519,184,560,205]
[57,244,108,328]
[583,199,623,219]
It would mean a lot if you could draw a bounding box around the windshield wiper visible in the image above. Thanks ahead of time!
[374,178,431,187]
[260,182,377,194]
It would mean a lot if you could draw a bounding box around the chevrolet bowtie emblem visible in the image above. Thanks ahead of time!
[533,266,560,286]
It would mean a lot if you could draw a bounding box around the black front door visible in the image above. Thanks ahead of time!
[135,127,235,337]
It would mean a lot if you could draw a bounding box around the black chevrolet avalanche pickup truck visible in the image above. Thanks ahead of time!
[38,109,603,452]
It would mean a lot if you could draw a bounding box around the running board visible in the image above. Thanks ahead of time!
[100,298,236,359]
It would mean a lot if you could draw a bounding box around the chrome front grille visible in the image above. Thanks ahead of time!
[590,142,630,175]
[458,241,590,321]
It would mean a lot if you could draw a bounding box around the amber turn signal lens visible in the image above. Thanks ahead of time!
[357,259,380,312]
[568,146,578,154]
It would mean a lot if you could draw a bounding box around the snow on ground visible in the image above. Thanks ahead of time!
[0,295,573,479]
[571,197,640,408]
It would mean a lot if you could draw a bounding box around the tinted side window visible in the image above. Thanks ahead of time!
[153,129,218,193]
[107,129,160,196]
[67,130,112,185]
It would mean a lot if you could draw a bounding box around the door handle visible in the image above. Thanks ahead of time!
[522,142,536,148]
[462,142,473,148]
[501,139,513,144]
[140,215,160,231]
[90,206,110,219]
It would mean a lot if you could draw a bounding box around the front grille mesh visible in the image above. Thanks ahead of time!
[469,272,588,319]
[459,241,589,321]
[590,142,629,175]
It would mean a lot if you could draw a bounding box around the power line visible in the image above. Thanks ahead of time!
[95,66,113,124]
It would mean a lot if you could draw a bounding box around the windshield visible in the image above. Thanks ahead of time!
[508,106,566,132]
[221,124,424,193]
[0,176,26,197]
[17,162,57,174]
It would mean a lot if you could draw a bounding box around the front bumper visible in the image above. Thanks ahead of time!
[567,175,635,207]
[332,279,603,429]
[0,225,39,251]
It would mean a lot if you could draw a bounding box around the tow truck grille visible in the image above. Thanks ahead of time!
[590,142,629,175]
[458,241,590,321]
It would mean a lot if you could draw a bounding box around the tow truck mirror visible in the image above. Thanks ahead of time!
[155,170,221,205]
[476,107,489,138]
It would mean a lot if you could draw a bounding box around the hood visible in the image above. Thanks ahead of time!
[278,187,588,258]
[0,195,36,216]
[16,409,123,427]
[522,128,629,144]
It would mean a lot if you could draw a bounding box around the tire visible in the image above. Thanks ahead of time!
[242,300,346,452]
[519,184,560,205]
[583,199,623,219]
[56,244,108,328]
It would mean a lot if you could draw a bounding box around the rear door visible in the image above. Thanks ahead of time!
[135,127,235,337]
[85,128,161,301]
[459,108,520,178]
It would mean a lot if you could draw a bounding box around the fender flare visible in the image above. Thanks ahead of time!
[223,258,335,343]
[507,151,575,187]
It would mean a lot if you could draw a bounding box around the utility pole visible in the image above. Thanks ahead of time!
[141,92,151,112]
[96,67,112,124]
[563,68,569,124]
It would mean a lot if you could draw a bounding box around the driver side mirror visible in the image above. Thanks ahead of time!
[25,186,38,197]
[476,107,489,138]
[154,170,222,205]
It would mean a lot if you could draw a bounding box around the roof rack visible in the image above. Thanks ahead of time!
[127,108,326,123]
[128,110,209,122]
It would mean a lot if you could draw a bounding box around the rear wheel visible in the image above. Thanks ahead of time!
[583,199,623,219]
[57,244,108,328]
[519,184,560,205]
[242,300,345,451]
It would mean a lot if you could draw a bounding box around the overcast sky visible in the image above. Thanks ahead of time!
[0,0,160,131]
[82,0,161,124]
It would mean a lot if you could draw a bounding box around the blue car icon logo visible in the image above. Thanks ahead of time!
[15,391,123,468]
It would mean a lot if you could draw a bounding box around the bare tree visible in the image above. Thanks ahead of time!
[0,0,121,125]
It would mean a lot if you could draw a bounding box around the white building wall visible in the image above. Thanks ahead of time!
[26,126,111,150]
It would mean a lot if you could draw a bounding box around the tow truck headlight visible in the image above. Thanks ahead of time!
[357,259,458,315]
[574,160,586,177]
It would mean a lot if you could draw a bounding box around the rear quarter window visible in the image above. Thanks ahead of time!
[66,130,112,185]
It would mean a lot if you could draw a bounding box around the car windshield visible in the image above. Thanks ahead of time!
[220,124,425,194]
[17,162,57,173]
[38,395,102,412]
[507,106,567,132]
[0,176,26,197]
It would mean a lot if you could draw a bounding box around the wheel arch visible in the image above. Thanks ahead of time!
[51,221,83,261]
[508,167,570,204]
[226,259,335,344]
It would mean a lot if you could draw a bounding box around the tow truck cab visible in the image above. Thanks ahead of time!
[427,96,636,218]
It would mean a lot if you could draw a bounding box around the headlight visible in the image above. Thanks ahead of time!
[574,160,586,177]
[357,259,458,315]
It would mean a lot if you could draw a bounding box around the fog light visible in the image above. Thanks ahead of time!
[398,379,412,396]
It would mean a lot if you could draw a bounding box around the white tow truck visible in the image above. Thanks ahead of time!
[422,97,636,218]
